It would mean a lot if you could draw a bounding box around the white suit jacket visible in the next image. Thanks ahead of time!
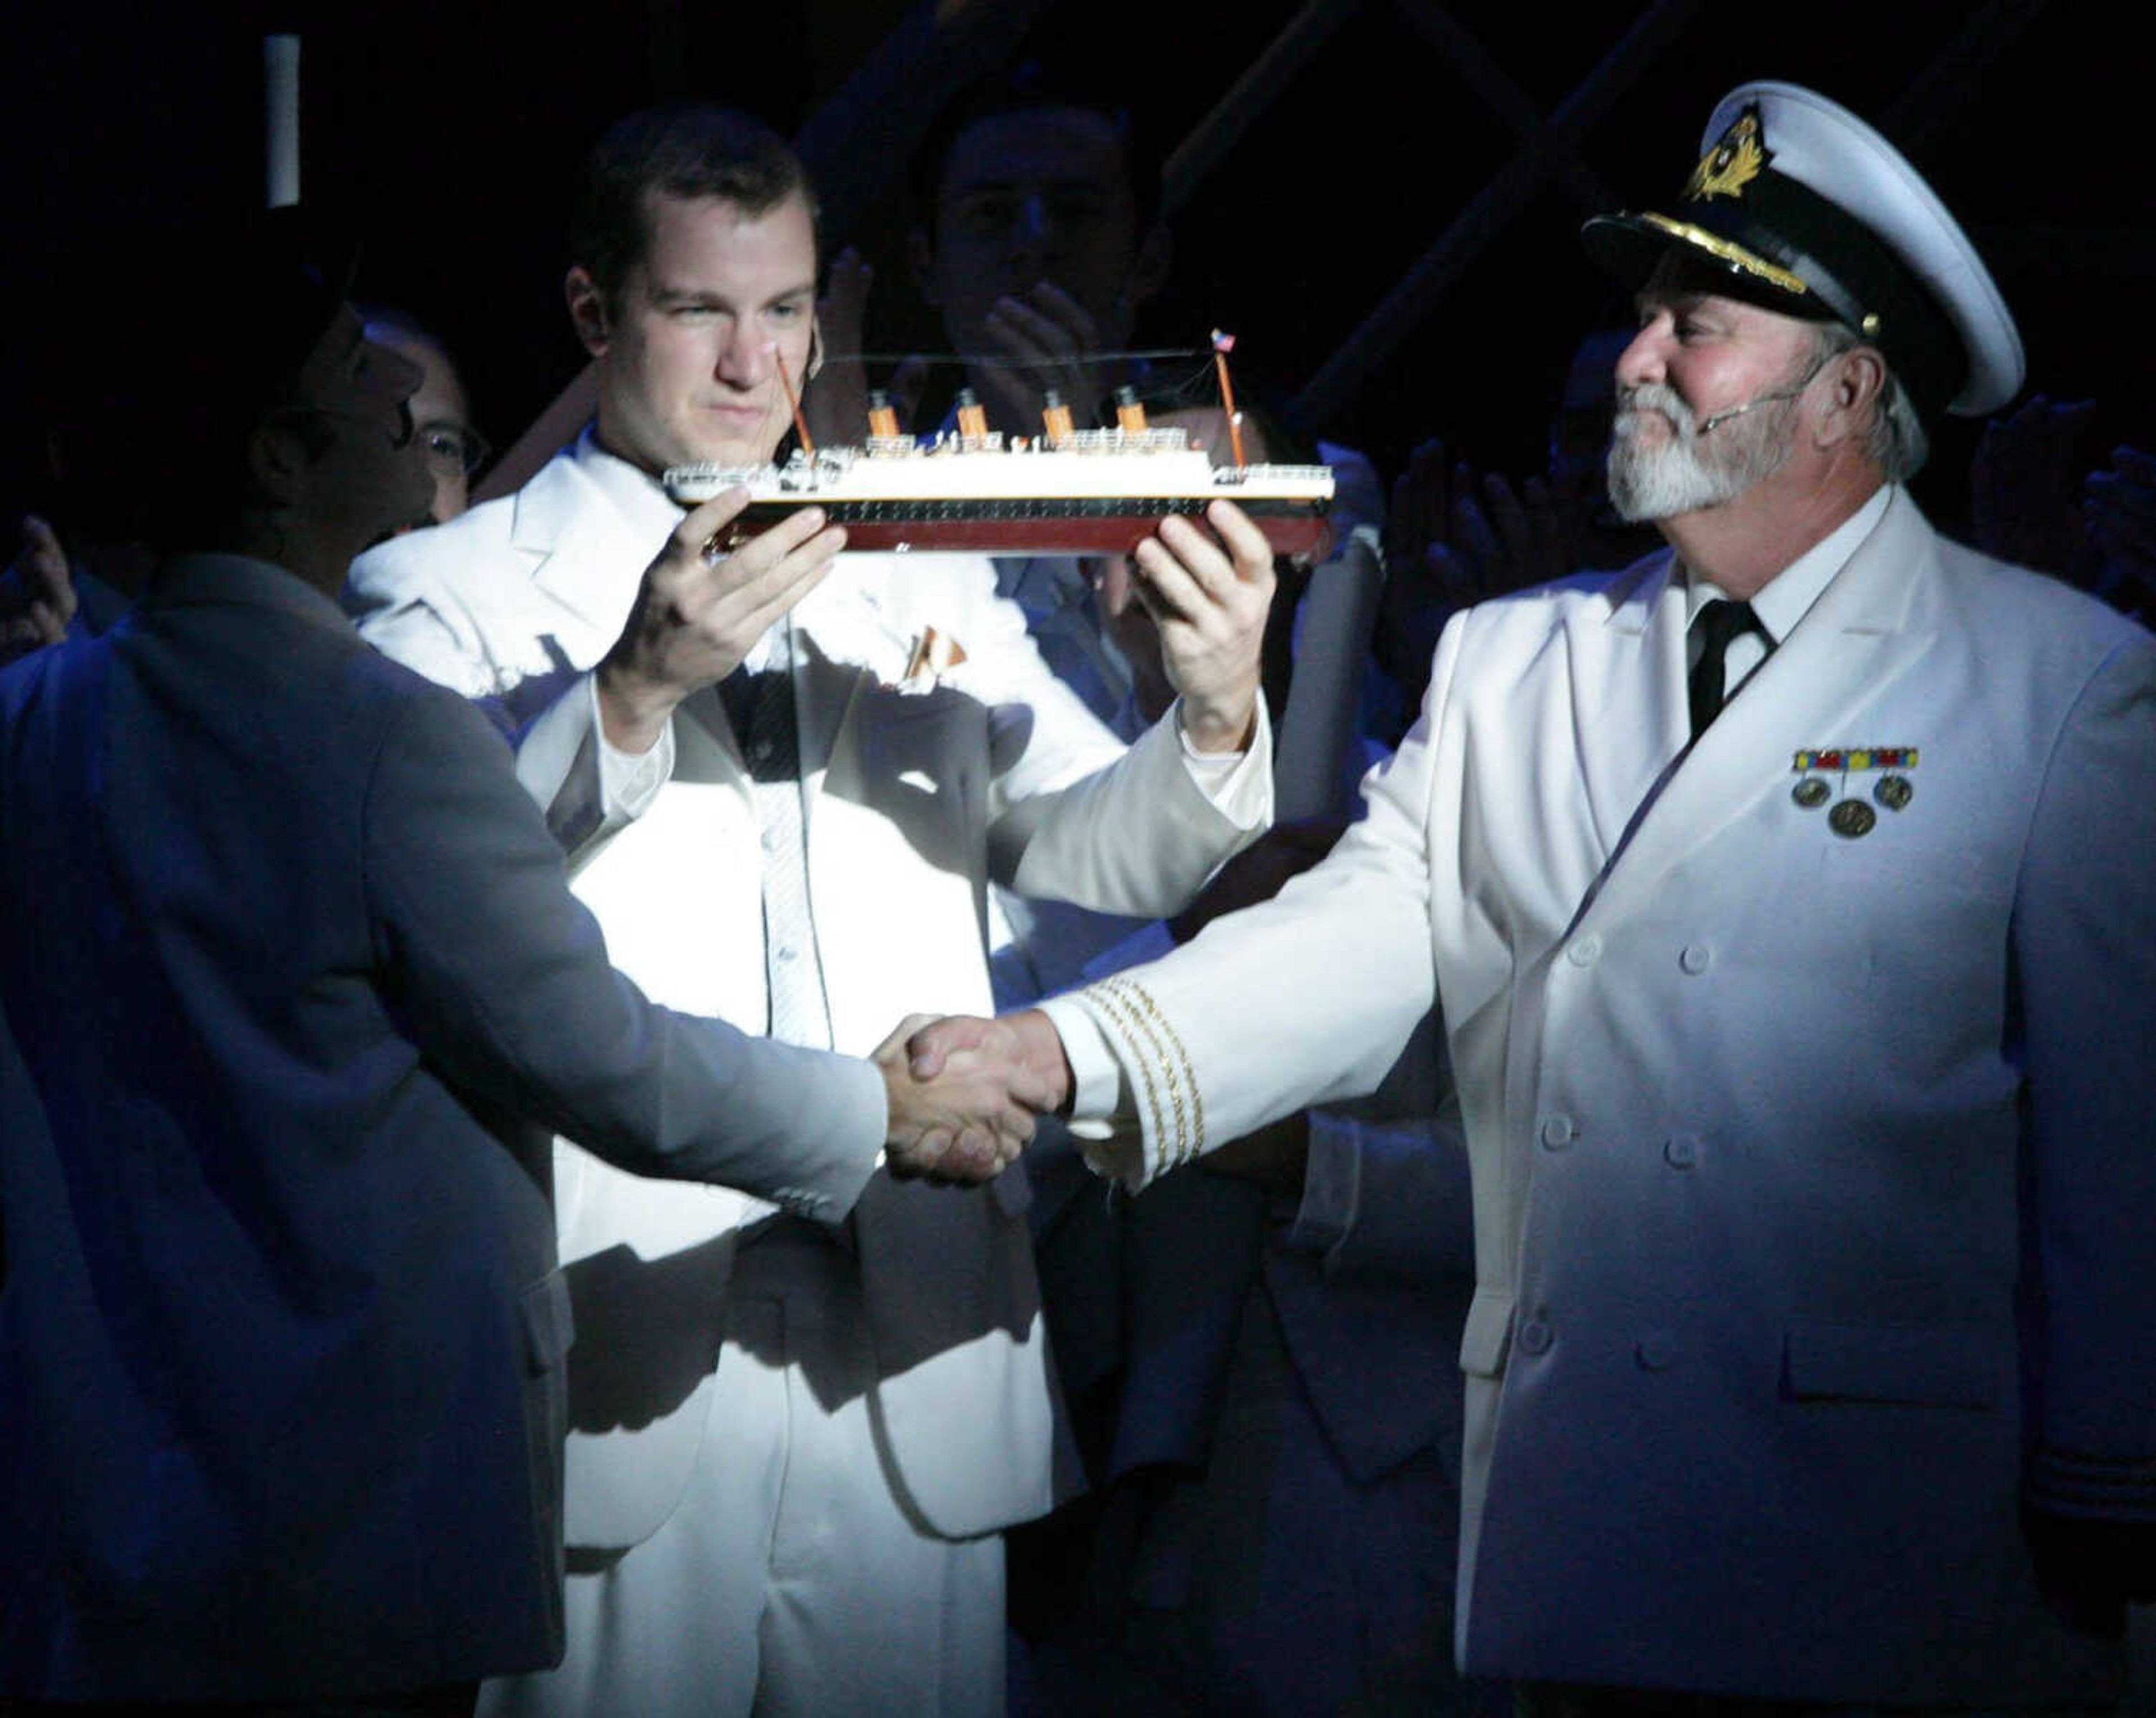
[1050,488,2156,1704]
[347,437,1267,1547]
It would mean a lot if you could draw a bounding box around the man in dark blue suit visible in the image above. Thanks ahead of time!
[0,215,1044,1714]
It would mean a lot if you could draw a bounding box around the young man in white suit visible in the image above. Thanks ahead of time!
[344,106,1275,1714]
[919,83,2156,1708]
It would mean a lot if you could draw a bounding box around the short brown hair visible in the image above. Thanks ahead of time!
[569,103,817,309]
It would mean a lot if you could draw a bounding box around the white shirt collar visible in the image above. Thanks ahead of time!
[1684,482,1893,644]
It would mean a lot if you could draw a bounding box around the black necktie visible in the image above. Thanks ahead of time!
[1688,599,1764,737]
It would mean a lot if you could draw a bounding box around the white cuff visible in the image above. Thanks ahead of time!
[1039,971,1207,1191]
[1172,696,1272,832]
[593,678,674,819]
[516,673,677,861]
[1035,995,1145,1190]
[1039,995,1120,1121]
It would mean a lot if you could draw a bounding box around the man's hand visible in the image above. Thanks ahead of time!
[904,1009,1072,1119]
[803,249,929,449]
[875,1012,1067,1183]
[980,281,1119,432]
[1387,439,1565,607]
[1131,499,1275,753]
[1380,440,1565,703]
[801,248,876,454]
[1,516,78,666]
[596,488,846,753]
[1470,467,1568,593]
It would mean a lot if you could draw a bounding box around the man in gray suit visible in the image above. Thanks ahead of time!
[919,82,2156,1708]
[0,214,1038,1712]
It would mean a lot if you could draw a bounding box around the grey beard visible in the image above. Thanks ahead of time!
[1606,382,1793,522]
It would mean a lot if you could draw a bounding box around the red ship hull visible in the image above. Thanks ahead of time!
[712,497,1334,561]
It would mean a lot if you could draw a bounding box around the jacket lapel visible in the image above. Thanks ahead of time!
[1581,490,1935,929]
[512,454,661,647]
[1564,556,1691,864]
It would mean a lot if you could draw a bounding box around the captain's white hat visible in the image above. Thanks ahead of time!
[1584,81,2023,417]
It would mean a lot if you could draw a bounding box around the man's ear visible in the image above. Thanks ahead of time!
[907,227,940,309]
[246,422,311,507]
[1125,221,1172,312]
[1814,345,1886,453]
[566,266,612,357]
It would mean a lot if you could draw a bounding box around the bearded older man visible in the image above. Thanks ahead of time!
[916,81,2156,1708]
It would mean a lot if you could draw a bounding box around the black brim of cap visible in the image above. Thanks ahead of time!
[1582,210,1827,322]
[1582,170,1965,420]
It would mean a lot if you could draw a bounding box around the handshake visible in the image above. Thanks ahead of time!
[871,1010,1071,1185]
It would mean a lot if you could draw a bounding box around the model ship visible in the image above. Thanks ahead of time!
[664,341,1335,560]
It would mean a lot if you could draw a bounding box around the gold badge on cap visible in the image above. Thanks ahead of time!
[1684,107,1769,203]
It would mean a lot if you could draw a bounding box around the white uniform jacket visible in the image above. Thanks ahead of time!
[1050,488,2156,1704]
[346,437,1268,1550]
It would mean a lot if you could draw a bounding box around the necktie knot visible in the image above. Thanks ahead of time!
[1688,598,1764,736]
[1694,597,1760,654]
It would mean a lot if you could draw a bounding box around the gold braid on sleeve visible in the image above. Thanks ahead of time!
[1087,977,1204,1179]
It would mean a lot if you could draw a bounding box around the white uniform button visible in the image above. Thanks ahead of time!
[761,826,781,852]
[1540,1115,1575,1150]
[1636,1332,1677,1371]
[1679,943,1712,975]
[775,944,798,964]
[1664,1134,1700,1169]
[1568,934,1603,967]
[1518,1318,1554,1356]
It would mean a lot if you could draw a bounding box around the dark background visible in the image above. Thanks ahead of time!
[13,0,2149,534]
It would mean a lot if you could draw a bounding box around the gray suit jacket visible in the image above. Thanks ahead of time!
[0,556,884,1703]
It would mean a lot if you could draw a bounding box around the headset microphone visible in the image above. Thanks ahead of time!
[1696,348,1834,435]
[1697,386,1807,435]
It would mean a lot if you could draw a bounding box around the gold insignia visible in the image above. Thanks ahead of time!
[1641,214,1808,296]
[1684,109,1769,202]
